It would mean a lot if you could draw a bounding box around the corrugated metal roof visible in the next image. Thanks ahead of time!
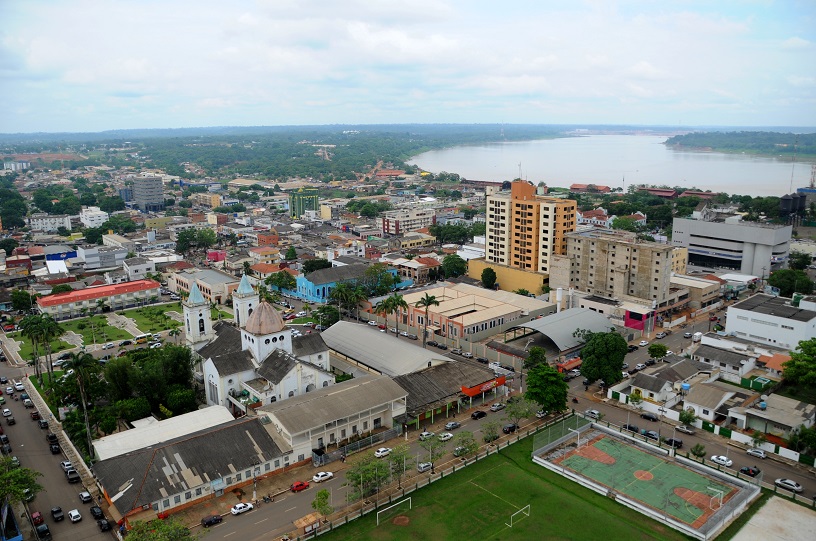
[321,321,448,376]
[514,308,614,351]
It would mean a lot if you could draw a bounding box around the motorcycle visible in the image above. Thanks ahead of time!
[572,397,579,404]
[262,494,273,503]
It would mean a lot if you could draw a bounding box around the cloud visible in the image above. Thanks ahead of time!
[782,36,811,49]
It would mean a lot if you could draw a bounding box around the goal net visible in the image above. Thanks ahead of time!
[506,504,531,528]
[376,497,412,526]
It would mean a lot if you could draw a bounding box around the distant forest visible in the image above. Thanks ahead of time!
[664,131,816,158]
[0,124,571,181]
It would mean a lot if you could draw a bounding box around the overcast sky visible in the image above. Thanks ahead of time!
[2,0,814,133]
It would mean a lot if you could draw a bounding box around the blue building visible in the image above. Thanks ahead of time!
[292,264,409,303]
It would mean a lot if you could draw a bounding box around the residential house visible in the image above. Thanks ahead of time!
[123,257,156,281]
[692,344,757,384]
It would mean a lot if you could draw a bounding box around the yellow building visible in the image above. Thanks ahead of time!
[671,247,688,275]
[190,193,222,208]
[466,259,547,295]
[485,180,577,274]
[144,216,176,229]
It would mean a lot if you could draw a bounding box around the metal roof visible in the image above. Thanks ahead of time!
[731,293,816,322]
[321,321,448,376]
[513,308,615,352]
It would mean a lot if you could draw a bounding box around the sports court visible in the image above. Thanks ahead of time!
[554,434,737,528]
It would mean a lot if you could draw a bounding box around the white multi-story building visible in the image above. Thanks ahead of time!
[29,213,72,232]
[76,245,128,270]
[726,294,816,350]
[123,257,156,281]
[672,203,791,276]
[381,208,437,235]
[79,206,110,228]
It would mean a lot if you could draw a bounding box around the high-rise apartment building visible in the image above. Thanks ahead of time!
[381,208,436,235]
[485,181,576,273]
[289,187,319,218]
[132,175,165,212]
[562,229,674,303]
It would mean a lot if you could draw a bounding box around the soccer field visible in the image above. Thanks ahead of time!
[316,440,690,541]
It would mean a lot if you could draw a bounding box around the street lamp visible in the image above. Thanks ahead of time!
[252,460,261,502]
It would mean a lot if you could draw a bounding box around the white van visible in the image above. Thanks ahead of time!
[692,332,703,342]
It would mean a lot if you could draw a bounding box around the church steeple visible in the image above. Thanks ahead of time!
[233,273,259,329]
[184,282,213,349]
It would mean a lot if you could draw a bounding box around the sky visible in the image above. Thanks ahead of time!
[1,0,814,133]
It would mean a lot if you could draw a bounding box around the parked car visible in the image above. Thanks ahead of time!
[502,423,518,434]
[665,438,683,449]
[98,519,113,532]
[746,448,766,459]
[463,352,473,358]
[585,409,600,420]
[374,447,391,458]
[417,462,432,473]
[444,421,461,430]
[230,502,254,515]
[51,506,64,521]
[46,433,58,444]
[453,446,468,457]
[436,343,448,350]
[451,348,463,355]
[201,514,223,527]
[65,469,81,483]
[490,403,505,412]
[102,342,114,350]
[644,430,660,441]
[68,509,82,523]
[119,340,132,346]
[31,511,44,525]
[710,455,733,467]
[471,410,487,420]
[627,345,639,352]
[709,315,719,321]
[645,359,656,366]
[30,410,40,420]
[79,491,93,503]
[622,424,639,433]
[774,478,803,493]
[38,419,48,429]
[312,472,333,483]
[426,340,439,347]
[739,466,761,477]
[5,416,14,425]
[639,340,649,347]
[419,431,435,441]
[676,425,696,435]
[536,410,548,419]
[290,481,310,492]
[35,524,51,541]
[407,334,418,340]
[49,444,61,454]
[60,460,73,472]
[89,506,104,520]
[1,409,10,417]
[683,332,693,339]
[640,412,658,422]
[475,356,488,364]
[635,363,647,371]
[438,432,453,441]
[655,332,667,339]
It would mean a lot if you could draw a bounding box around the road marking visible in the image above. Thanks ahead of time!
[254,518,268,524]
[285,506,297,513]
[224,532,236,537]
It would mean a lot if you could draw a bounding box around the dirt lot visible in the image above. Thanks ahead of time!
[730,496,816,541]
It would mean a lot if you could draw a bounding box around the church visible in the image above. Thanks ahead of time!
[186,274,335,415]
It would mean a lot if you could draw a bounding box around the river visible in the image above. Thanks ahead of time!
[408,135,813,197]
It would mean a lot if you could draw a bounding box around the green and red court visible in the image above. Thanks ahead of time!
[555,435,738,528]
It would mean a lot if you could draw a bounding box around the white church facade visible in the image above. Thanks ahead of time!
[188,274,335,416]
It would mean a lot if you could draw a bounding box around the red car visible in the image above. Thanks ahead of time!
[290,481,310,492]
[31,511,44,525]
[709,315,719,321]
[283,314,297,321]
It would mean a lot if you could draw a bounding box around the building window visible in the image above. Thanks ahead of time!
[185,491,192,500]
[163,499,170,508]
[174,495,181,504]
[196,488,202,496]
[199,318,205,333]
[702,409,709,415]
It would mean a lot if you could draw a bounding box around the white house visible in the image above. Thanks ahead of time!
[692,344,757,384]
[123,257,156,281]
[79,206,110,228]
[682,383,737,422]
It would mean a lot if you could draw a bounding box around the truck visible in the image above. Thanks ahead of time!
[692,332,702,342]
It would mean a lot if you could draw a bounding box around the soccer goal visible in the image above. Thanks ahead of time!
[376,497,412,526]
[505,504,531,528]
[707,487,723,510]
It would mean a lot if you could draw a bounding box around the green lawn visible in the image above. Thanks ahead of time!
[60,315,132,344]
[120,305,182,334]
[8,333,74,360]
[317,439,690,541]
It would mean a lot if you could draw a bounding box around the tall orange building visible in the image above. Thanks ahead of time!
[485,181,577,274]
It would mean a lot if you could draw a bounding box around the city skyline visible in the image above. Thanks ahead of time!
[2,0,814,133]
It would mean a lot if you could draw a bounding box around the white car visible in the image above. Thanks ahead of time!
[102,343,114,350]
[14,382,24,391]
[68,509,82,523]
[585,409,600,419]
[665,350,675,357]
[1,409,10,417]
[710,455,732,467]
[296,311,307,318]
[639,340,649,347]
[60,460,73,472]
[463,352,473,358]
[438,432,453,442]
[374,447,391,458]
[149,342,162,349]
[367,320,378,326]
[230,502,254,515]
[676,425,696,435]
[312,471,334,483]
[418,431,435,441]
[635,363,646,371]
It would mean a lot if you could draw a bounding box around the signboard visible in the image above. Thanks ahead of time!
[461,375,506,397]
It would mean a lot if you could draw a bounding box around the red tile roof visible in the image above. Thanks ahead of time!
[758,353,790,372]
[414,257,441,267]
[250,263,281,274]
[37,279,160,307]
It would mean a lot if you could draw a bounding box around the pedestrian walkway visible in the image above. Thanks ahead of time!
[107,312,142,337]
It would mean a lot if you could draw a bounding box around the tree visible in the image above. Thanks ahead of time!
[0,238,19,256]
[344,454,390,501]
[481,267,497,289]
[415,293,440,348]
[788,251,812,271]
[647,343,668,360]
[312,305,340,327]
[751,430,768,449]
[525,364,568,413]
[611,216,642,232]
[579,331,628,386]
[285,246,297,260]
[175,229,197,253]
[169,328,181,344]
[387,444,413,488]
[523,346,547,370]
[196,228,217,249]
[0,456,43,505]
[65,352,101,457]
[482,421,501,444]
[782,337,816,387]
[504,396,536,427]
[51,284,73,295]
[418,436,447,473]
[127,517,200,541]
[302,258,332,274]
[679,408,697,426]
[311,488,333,520]
[690,444,706,460]
[98,195,126,213]
[243,261,253,276]
[453,431,478,458]
[441,254,467,277]
[266,270,297,291]
[38,315,64,383]
[11,289,34,311]
[768,269,813,297]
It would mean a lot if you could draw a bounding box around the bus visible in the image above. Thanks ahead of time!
[134,333,151,344]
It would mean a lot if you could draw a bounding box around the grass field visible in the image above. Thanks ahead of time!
[316,439,689,541]
[8,334,73,360]
[60,315,132,344]
[120,305,183,333]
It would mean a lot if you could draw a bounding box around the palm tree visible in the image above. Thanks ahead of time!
[374,297,394,329]
[389,293,409,336]
[39,315,64,384]
[349,286,368,321]
[169,328,181,344]
[65,352,98,458]
[19,314,44,380]
[328,282,353,319]
[415,293,440,348]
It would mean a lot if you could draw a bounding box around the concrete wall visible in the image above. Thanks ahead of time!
[467,258,545,294]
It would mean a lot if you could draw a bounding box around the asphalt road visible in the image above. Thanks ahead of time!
[0,362,110,541]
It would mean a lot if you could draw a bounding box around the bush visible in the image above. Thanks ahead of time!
[77,323,86,330]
